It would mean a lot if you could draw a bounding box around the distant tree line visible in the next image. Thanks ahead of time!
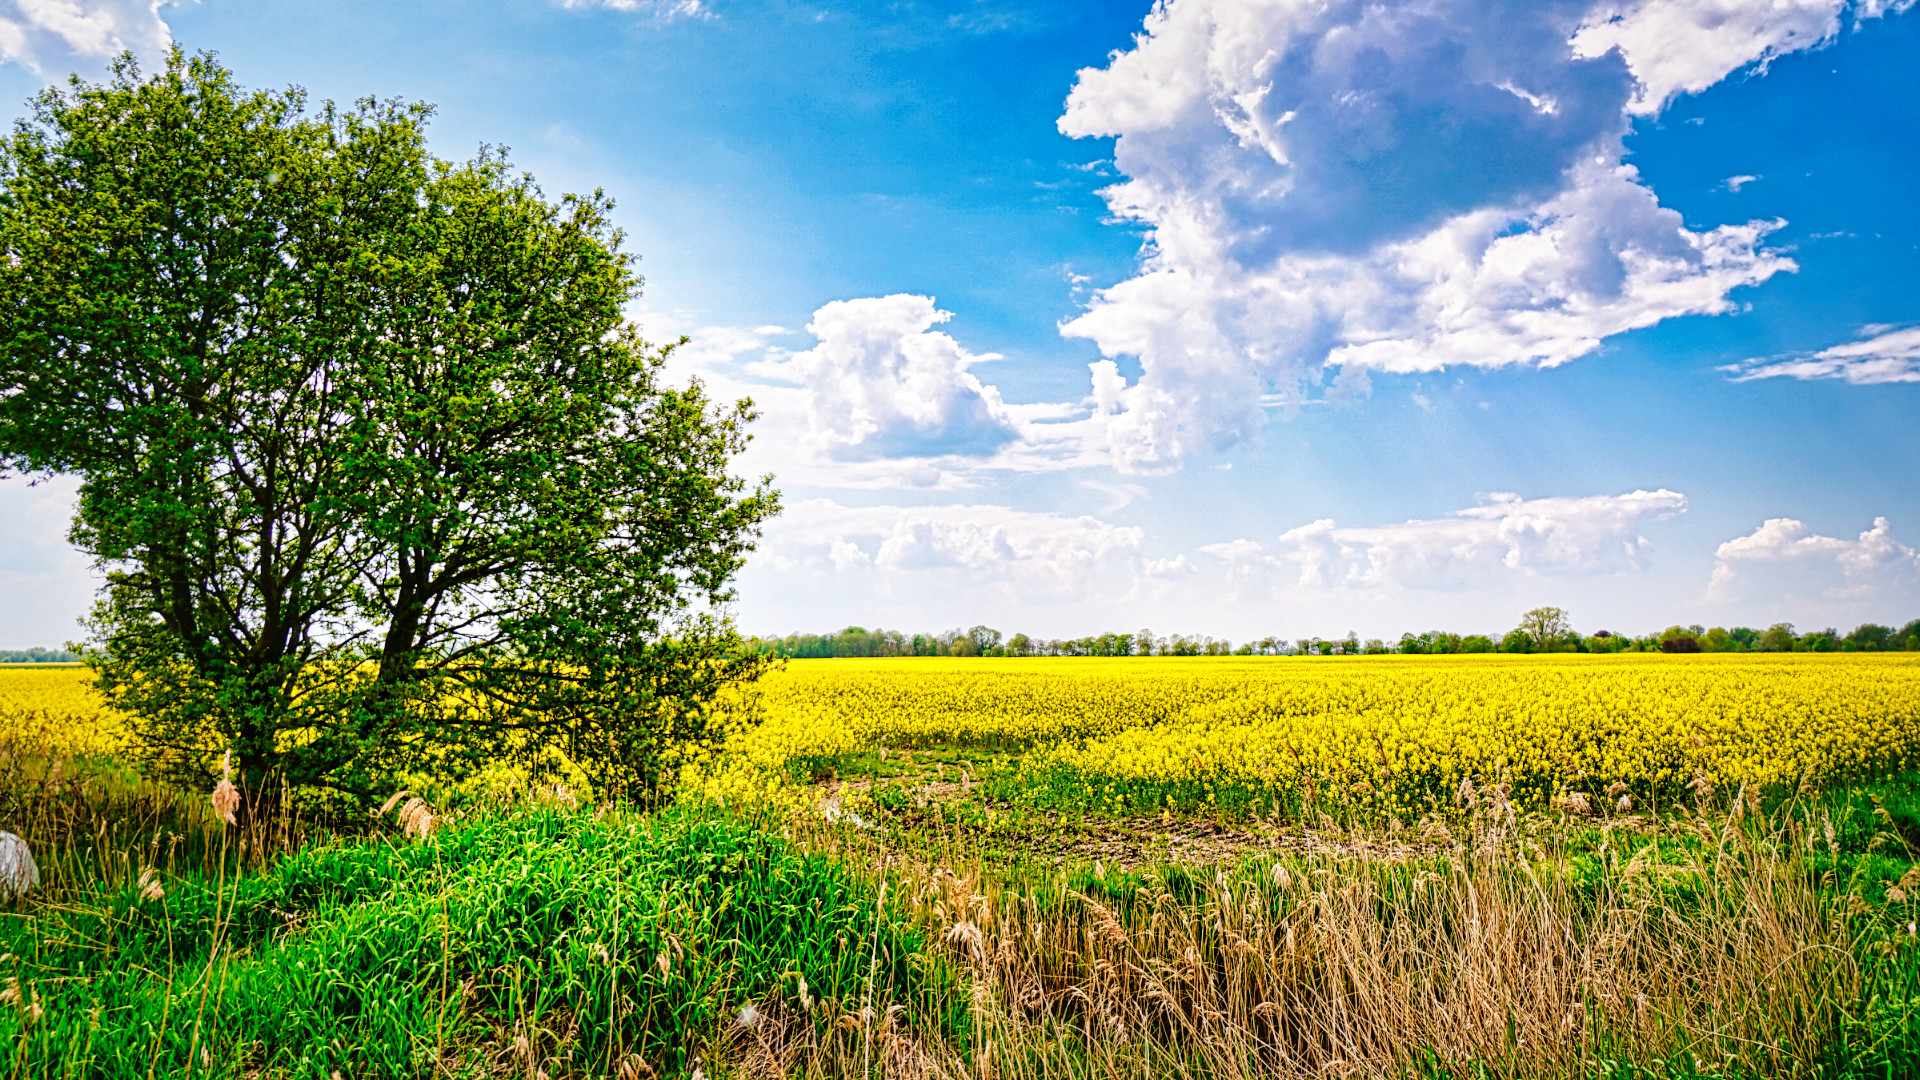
[748,609,1920,659]
[0,647,80,663]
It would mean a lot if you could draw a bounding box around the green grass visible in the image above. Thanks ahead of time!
[0,805,964,1079]
[6,751,1920,1079]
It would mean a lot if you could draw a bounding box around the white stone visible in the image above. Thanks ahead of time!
[0,831,38,899]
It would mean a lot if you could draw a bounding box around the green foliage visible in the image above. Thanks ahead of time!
[1517,605,1571,652]
[0,52,777,802]
[0,806,962,1078]
[1759,623,1799,652]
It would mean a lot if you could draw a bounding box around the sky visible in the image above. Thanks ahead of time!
[1,0,1917,648]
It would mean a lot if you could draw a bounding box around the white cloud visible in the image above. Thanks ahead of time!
[760,294,1021,462]
[1708,516,1920,602]
[0,0,171,78]
[1049,0,1863,472]
[1212,489,1690,593]
[752,498,1145,600]
[647,297,1109,490]
[1723,324,1920,384]
[1570,0,1845,116]
[1724,174,1759,192]
[1143,554,1199,578]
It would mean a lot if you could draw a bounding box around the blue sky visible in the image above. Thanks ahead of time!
[2,0,1917,648]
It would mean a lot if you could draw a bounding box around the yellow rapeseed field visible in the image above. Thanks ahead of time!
[696,653,1920,814]
[11,655,1918,816]
[0,665,127,758]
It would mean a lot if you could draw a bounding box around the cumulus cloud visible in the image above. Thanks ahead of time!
[0,0,171,79]
[755,498,1145,599]
[1708,516,1920,602]
[1201,489,1688,593]
[643,299,1108,491]
[1048,0,1892,471]
[759,295,1020,462]
[1723,324,1920,384]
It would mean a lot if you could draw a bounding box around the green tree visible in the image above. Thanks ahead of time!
[966,625,1003,656]
[1658,627,1702,653]
[1844,623,1892,651]
[1796,627,1838,652]
[1517,606,1572,653]
[1757,623,1796,652]
[1898,620,1920,651]
[1658,625,1699,649]
[0,53,776,804]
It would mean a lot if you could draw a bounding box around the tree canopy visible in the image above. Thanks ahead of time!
[0,52,778,804]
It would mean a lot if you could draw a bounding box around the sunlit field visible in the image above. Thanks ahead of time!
[6,657,1920,1078]
[0,664,125,759]
[697,653,1920,819]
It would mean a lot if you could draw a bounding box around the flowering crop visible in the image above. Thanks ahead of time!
[12,656,1916,818]
[696,654,1920,815]
[0,666,126,759]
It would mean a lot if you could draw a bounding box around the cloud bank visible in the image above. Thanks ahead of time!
[753,498,1145,601]
[1048,0,1910,472]
[1203,489,1689,593]
[735,487,1908,636]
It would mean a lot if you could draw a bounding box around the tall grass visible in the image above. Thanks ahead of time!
[0,735,310,900]
[2,756,1916,1078]
[827,787,1920,1079]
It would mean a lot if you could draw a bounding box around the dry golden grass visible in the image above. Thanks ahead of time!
[736,788,1909,1080]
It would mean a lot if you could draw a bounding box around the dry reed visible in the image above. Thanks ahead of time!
[881,798,1868,1079]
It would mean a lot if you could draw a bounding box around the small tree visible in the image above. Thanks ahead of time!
[1517,606,1572,653]
[0,53,777,804]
